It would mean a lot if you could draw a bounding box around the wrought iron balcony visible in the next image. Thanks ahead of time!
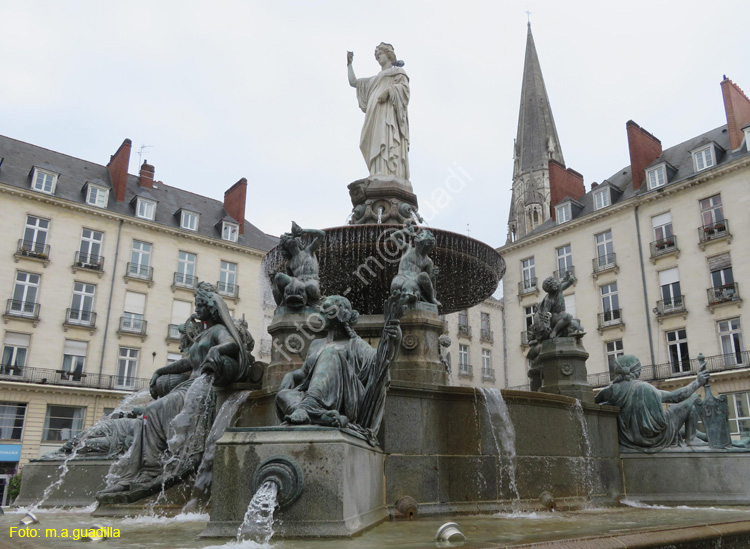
[587,371,614,388]
[457,324,472,338]
[126,262,154,282]
[481,367,495,381]
[0,363,150,391]
[553,266,575,281]
[707,282,740,307]
[73,251,104,271]
[217,281,239,299]
[5,299,40,320]
[699,219,730,244]
[592,253,617,274]
[650,236,679,259]
[15,239,50,261]
[480,329,494,343]
[118,316,147,336]
[518,277,538,296]
[597,308,623,330]
[654,296,686,317]
[167,323,181,341]
[458,364,473,378]
[173,272,199,289]
[64,308,97,328]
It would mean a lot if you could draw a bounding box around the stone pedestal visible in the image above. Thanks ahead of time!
[264,307,324,391]
[202,427,388,538]
[15,458,113,508]
[348,177,419,225]
[538,337,594,404]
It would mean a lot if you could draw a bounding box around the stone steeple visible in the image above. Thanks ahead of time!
[507,23,565,242]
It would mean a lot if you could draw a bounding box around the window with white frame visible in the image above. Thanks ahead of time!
[710,261,734,289]
[523,305,535,330]
[658,268,682,311]
[693,145,715,172]
[117,347,139,387]
[700,194,724,228]
[222,221,239,242]
[176,251,197,287]
[718,318,744,366]
[0,402,27,440]
[458,344,469,374]
[666,329,690,373]
[481,312,490,332]
[745,127,750,151]
[521,257,536,290]
[595,230,614,268]
[43,405,85,442]
[69,282,95,324]
[600,283,620,323]
[555,203,571,224]
[605,340,624,376]
[129,240,152,278]
[481,349,492,377]
[62,340,87,381]
[167,352,183,364]
[646,165,666,189]
[79,228,103,265]
[594,188,611,210]
[180,210,199,231]
[31,168,58,194]
[564,294,576,318]
[651,212,673,244]
[1,333,29,376]
[122,291,146,333]
[727,392,750,439]
[556,244,573,275]
[219,261,237,296]
[23,215,49,255]
[136,198,156,221]
[86,184,109,208]
[11,272,40,315]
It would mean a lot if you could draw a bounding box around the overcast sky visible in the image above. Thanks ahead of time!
[2,1,749,248]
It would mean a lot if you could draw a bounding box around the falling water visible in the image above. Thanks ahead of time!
[479,388,519,502]
[184,390,252,512]
[377,206,384,224]
[410,209,426,226]
[30,432,91,511]
[571,400,595,502]
[237,480,279,544]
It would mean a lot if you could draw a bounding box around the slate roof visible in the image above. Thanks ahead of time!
[0,135,278,252]
[521,124,748,240]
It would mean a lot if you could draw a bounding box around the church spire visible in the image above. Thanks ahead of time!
[507,23,565,242]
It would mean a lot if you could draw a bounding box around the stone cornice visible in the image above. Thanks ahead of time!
[0,183,268,258]
[0,380,132,398]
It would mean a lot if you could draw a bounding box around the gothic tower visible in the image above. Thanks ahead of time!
[507,23,565,242]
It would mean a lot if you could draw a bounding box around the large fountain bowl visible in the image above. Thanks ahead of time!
[263,224,505,315]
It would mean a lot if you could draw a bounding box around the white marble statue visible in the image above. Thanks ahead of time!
[347,43,410,182]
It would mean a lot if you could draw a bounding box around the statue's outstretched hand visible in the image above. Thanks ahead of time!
[697,369,710,387]
[347,51,354,65]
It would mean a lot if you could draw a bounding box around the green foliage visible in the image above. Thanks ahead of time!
[8,469,22,504]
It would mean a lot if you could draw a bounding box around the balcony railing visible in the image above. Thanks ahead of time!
[649,236,679,259]
[217,281,239,299]
[480,329,494,343]
[126,262,153,281]
[457,324,472,338]
[699,219,730,244]
[707,282,740,307]
[73,251,104,271]
[597,308,623,330]
[0,363,150,391]
[655,296,686,317]
[64,308,97,328]
[173,272,198,289]
[5,299,40,320]
[587,371,614,388]
[458,364,473,378]
[592,253,617,274]
[15,239,50,261]
[167,324,181,341]
[118,316,147,336]
[481,368,495,381]
[553,266,575,280]
[518,277,538,296]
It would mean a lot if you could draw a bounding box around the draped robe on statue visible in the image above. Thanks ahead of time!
[355,67,410,181]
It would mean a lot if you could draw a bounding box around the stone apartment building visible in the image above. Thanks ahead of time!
[499,26,750,441]
[0,136,276,472]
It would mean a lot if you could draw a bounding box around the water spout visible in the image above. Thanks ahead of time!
[237,479,279,544]
[480,388,519,502]
[377,206,384,224]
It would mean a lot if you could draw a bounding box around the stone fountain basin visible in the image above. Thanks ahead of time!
[262,224,505,315]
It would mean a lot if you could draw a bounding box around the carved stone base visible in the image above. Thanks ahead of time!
[348,177,419,225]
[264,309,325,392]
[538,337,594,404]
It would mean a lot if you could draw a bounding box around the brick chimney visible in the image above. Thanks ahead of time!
[721,76,750,151]
[224,178,247,234]
[549,159,585,219]
[139,161,155,188]
[626,120,662,191]
[107,138,132,202]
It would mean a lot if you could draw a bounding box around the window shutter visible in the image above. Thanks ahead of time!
[651,212,672,228]
[659,268,680,286]
[63,340,88,356]
[708,253,732,272]
[123,291,146,314]
[171,300,192,324]
[4,332,31,347]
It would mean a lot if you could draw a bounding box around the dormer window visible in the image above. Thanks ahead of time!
[85,183,109,208]
[594,188,611,210]
[31,168,58,194]
[744,126,750,152]
[136,198,156,221]
[555,203,571,224]
[646,165,666,189]
[222,221,239,242]
[181,210,199,231]
[692,145,715,172]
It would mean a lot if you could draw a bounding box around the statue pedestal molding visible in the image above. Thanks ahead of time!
[538,337,594,404]
[264,308,325,392]
[348,177,419,225]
